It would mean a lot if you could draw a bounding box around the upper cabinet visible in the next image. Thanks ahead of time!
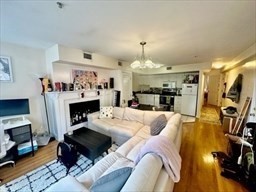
[133,71,199,91]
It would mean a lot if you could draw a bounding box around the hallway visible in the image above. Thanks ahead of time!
[174,105,248,192]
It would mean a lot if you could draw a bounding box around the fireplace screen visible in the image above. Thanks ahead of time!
[69,99,100,126]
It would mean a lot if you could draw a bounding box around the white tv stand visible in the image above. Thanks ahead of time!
[0,115,35,156]
[1,115,31,130]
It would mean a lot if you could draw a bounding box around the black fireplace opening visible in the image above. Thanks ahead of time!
[69,99,100,126]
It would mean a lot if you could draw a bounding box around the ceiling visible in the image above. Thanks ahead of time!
[1,1,255,68]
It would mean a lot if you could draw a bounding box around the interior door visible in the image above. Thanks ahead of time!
[208,74,220,106]
[122,72,132,107]
[248,61,256,122]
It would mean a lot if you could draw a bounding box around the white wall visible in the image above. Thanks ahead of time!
[0,42,47,132]
[223,60,256,121]
[52,62,115,87]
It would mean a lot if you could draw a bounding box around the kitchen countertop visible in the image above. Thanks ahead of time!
[135,92,182,96]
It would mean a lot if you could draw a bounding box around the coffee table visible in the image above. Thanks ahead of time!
[64,127,112,164]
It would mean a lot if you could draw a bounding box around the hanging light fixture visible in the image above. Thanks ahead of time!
[130,41,163,69]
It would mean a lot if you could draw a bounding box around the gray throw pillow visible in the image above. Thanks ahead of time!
[90,167,133,192]
[150,114,167,135]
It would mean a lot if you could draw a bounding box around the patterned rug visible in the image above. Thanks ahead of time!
[1,144,118,192]
[199,105,221,125]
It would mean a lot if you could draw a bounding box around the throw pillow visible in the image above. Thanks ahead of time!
[90,167,133,192]
[99,106,113,119]
[150,114,167,135]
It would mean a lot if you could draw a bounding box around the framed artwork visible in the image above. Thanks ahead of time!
[0,56,13,82]
[72,69,98,90]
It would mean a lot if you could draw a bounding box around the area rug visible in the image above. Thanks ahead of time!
[1,144,118,192]
[199,105,221,125]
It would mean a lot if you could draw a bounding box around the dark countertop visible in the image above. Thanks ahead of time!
[136,92,182,96]
[136,92,161,95]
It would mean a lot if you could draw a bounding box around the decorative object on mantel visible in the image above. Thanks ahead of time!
[0,56,13,82]
[72,69,98,90]
[55,82,61,91]
[99,78,108,89]
[130,41,163,69]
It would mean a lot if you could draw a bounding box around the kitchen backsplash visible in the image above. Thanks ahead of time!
[133,71,199,91]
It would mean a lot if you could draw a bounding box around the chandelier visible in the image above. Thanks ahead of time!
[130,41,163,69]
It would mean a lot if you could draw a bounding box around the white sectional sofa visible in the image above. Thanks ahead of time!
[88,107,177,146]
[46,107,183,192]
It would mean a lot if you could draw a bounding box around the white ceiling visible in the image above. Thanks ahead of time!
[1,1,255,68]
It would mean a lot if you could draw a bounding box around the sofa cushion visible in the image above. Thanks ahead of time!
[113,107,125,119]
[143,111,174,126]
[110,122,142,140]
[90,167,133,192]
[46,175,89,192]
[77,152,123,188]
[135,125,151,139]
[116,136,145,157]
[150,114,167,135]
[92,118,125,132]
[114,119,144,130]
[99,106,113,118]
[115,136,147,162]
[123,107,144,124]
[90,157,134,192]
[102,157,135,175]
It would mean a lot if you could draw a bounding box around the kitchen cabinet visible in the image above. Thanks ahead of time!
[154,95,160,107]
[137,94,146,104]
[146,95,155,105]
[174,96,182,113]
[137,94,160,106]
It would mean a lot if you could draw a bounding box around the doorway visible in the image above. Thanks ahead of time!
[207,74,220,106]
[122,72,132,107]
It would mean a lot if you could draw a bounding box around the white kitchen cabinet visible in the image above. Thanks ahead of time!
[154,94,160,107]
[174,96,182,113]
[137,94,160,106]
[146,95,155,105]
[137,94,146,104]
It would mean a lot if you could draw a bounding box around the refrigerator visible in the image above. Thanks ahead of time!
[181,84,198,116]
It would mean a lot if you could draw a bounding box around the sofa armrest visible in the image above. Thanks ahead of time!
[45,175,89,192]
[121,153,162,192]
[88,112,100,122]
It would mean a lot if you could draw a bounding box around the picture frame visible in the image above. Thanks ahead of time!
[0,56,13,82]
[72,69,98,90]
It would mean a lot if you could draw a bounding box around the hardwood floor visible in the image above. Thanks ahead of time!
[174,120,249,192]
[0,115,250,191]
[0,139,58,185]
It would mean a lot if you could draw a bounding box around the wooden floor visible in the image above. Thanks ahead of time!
[174,120,249,192]
[0,139,58,185]
[0,111,250,191]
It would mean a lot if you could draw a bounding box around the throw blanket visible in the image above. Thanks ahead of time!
[135,135,181,182]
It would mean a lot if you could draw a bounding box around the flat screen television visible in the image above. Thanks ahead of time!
[0,98,30,117]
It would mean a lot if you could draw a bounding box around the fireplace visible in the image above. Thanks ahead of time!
[46,90,113,141]
[69,99,100,126]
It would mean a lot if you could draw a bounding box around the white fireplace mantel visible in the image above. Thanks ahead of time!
[45,89,113,141]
